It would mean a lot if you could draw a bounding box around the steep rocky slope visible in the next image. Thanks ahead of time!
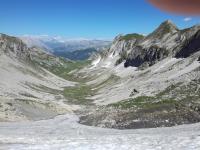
[96,20,200,69]
[0,34,77,121]
[124,21,200,68]
[76,20,200,129]
[0,34,31,59]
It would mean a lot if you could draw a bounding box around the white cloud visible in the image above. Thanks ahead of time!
[183,17,192,22]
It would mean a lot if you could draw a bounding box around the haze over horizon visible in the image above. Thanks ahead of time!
[0,0,200,39]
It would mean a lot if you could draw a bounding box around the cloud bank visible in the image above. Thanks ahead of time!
[183,17,192,22]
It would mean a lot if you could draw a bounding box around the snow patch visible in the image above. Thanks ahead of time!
[0,114,200,150]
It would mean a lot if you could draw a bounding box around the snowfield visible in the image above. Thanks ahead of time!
[0,114,200,150]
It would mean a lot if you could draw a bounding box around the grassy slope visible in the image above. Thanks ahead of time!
[63,74,120,105]
[80,82,200,129]
[36,55,121,105]
[119,33,144,41]
[108,81,200,110]
[46,60,96,104]
[33,52,200,129]
[53,48,97,61]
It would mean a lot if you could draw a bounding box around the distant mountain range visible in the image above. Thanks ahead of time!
[53,48,97,60]
[20,35,111,60]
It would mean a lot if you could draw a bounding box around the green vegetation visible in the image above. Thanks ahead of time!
[31,48,91,79]
[119,33,144,41]
[32,54,97,104]
[159,81,200,104]
[108,96,179,110]
[63,74,120,105]
[53,48,97,60]
[49,60,90,75]
[155,83,182,98]
[62,74,120,105]
[39,59,91,82]
[26,83,61,95]
[108,96,154,108]
[108,80,200,111]
[63,84,95,105]
[108,83,185,109]
[35,53,122,105]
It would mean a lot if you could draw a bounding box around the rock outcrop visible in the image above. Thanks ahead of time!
[175,29,200,58]
[0,34,31,60]
[106,20,200,68]
[0,34,75,121]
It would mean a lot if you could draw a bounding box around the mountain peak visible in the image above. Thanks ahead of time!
[158,20,179,32]
[146,20,179,40]
[163,19,173,24]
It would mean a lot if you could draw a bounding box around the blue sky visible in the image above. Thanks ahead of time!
[0,0,199,39]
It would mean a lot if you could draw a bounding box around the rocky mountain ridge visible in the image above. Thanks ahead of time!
[102,20,200,68]
[0,34,31,60]
[76,20,200,129]
[0,33,76,121]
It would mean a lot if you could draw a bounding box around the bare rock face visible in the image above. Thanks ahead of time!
[145,20,179,41]
[124,45,170,67]
[105,34,144,61]
[0,34,75,121]
[176,29,200,58]
[0,34,31,60]
[126,21,200,68]
[107,20,200,68]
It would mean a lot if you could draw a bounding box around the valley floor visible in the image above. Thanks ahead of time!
[1,56,200,149]
[1,29,200,149]
[0,114,200,150]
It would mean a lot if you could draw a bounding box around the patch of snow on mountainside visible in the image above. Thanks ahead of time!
[0,114,200,150]
[114,62,137,77]
[90,56,101,69]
